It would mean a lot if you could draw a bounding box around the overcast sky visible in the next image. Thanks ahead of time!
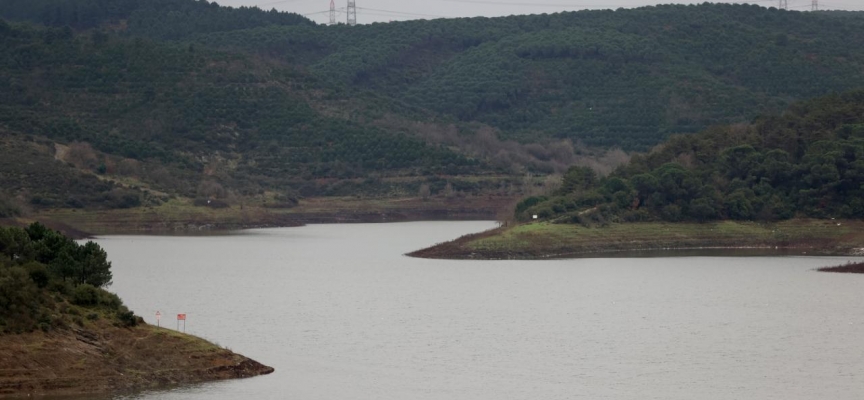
[215,0,864,25]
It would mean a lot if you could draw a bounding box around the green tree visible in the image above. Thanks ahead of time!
[76,241,112,287]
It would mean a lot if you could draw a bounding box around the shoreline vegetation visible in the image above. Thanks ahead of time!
[817,261,864,273]
[0,223,272,398]
[407,219,864,260]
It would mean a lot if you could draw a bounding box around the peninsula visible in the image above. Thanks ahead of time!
[412,91,864,260]
[0,223,273,398]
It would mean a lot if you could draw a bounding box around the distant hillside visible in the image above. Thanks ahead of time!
[515,90,864,224]
[3,1,864,220]
[0,20,500,212]
[187,3,864,149]
[5,2,864,151]
[0,0,312,37]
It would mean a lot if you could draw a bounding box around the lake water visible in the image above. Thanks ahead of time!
[93,221,864,400]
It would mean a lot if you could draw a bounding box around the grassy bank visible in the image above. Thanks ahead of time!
[19,195,513,237]
[0,321,273,398]
[408,219,864,259]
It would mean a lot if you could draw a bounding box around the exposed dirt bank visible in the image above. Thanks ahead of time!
[0,324,273,398]
[408,219,864,260]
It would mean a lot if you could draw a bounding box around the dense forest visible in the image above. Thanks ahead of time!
[0,0,311,37]
[2,1,864,214]
[515,91,864,223]
[4,1,864,151]
[0,223,138,334]
[0,20,494,210]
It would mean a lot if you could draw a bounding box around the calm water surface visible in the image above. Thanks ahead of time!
[93,221,864,400]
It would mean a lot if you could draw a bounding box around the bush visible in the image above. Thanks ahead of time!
[98,291,123,309]
[72,284,100,306]
[621,209,652,222]
[23,262,50,288]
[117,310,139,327]
[661,204,683,222]
[48,280,73,295]
[515,196,547,214]
[0,194,21,218]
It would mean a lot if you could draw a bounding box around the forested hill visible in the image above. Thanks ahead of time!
[4,2,864,151]
[515,90,864,224]
[3,1,864,217]
[204,4,864,150]
[0,0,312,38]
[0,20,486,211]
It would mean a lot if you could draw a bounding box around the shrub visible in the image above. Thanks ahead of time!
[117,310,139,327]
[48,280,73,295]
[22,262,50,288]
[98,291,123,309]
[72,284,100,306]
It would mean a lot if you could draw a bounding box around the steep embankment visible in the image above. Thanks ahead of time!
[408,219,864,259]
[0,322,273,398]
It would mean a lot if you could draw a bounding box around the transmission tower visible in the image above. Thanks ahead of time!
[347,0,357,26]
[328,0,336,25]
[812,0,818,11]
[778,0,788,9]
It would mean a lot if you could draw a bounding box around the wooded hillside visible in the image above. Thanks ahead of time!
[2,1,864,215]
[516,91,864,223]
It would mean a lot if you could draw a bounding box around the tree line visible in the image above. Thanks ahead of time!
[516,90,864,223]
[1,223,137,334]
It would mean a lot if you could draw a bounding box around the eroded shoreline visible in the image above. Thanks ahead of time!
[0,324,273,398]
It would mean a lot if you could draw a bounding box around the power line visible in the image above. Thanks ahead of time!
[356,7,451,18]
[257,0,319,6]
[426,0,613,8]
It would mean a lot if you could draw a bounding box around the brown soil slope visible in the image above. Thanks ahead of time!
[0,323,273,398]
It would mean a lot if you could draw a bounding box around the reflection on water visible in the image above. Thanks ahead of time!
[90,222,864,400]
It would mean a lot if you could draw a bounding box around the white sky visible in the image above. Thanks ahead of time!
[214,0,864,25]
